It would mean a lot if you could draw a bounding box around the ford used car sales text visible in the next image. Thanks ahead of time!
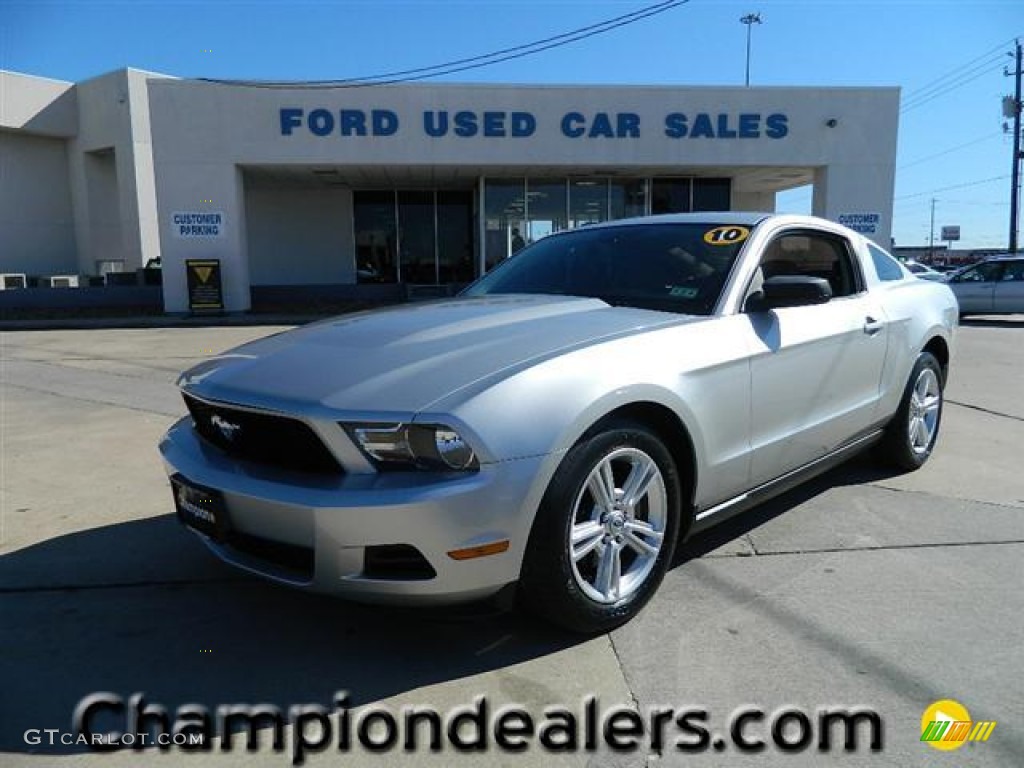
[161,213,956,633]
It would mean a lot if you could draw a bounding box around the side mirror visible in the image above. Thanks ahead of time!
[746,275,833,312]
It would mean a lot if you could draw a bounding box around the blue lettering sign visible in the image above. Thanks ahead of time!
[280,108,303,135]
[664,113,688,138]
[561,112,586,138]
[618,113,640,138]
[765,113,788,139]
[340,110,366,136]
[423,111,447,137]
[454,111,477,137]
[372,110,399,136]
[280,107,787,141]
[716,114,737,139]
[511,112,536,137]
[738,113,760,138]
[690,113,715,139]
[308,109,334,137]
[663,112,789,139]
[482,111,505,137]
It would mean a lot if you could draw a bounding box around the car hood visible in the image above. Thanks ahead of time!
[180,295,697,416]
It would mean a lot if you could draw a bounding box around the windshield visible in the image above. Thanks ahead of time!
[462,222,750,315]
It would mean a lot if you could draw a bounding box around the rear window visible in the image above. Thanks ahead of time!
[867,244,906,282]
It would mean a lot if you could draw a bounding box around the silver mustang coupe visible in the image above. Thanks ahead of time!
[161,213,957,633]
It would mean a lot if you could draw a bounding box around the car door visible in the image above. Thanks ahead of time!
[949,262,1003,313]
[745,230,889,486]
[993,259,1024,313]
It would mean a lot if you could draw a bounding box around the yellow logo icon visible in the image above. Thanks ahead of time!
[920,699,996,751]
[193,266,213,284]
[703,225,750,246]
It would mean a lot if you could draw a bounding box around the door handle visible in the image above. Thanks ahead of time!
[863,316,884,335]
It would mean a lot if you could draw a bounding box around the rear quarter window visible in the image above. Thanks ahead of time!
[867,244,906,282]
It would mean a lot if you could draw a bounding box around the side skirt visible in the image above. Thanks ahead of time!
[688,429,884,535]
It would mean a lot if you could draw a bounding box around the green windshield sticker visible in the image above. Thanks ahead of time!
[669,285,699,299]
[703,226,750,246]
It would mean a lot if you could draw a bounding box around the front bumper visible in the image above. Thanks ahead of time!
[159,417,547,604]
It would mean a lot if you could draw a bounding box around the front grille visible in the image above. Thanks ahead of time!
[227,530,315,580]
[183,393,343,475]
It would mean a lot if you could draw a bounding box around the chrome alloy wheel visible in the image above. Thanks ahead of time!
[908,367,941,455]
[568,447,668,604]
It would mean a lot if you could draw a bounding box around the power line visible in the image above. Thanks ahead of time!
[895,174,1011,201]
[200,1,690,89]
[902,38,1014,100]
[901,57,1006,112]
[898,131,1003,169]
[899,37,1020,113]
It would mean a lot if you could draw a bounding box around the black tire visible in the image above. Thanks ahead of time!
[876,351,944,471]
[519,421,682,634]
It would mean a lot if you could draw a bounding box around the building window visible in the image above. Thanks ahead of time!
[354,191,397,283]
[693,178,731,211]
[355,189,475,284]
[651,178,692,214]
[526,180,567,244]
[483,179,526,270]
[569,179,608,228]
[437,191,475,284]
[610,179,647,220]
[398,191,436,283]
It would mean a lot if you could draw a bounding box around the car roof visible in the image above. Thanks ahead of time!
[565,211,776,231]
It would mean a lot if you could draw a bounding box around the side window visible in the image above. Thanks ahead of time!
[953,263,1002,283]
[1001,261,1024,281]
[760,231,862,298]
[867,244,905,282]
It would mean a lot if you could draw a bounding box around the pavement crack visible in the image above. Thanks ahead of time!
[866,481,1024,510]
[606,632,640,712]
[0,381,181,418]
[726,539,1024,558]
[947,399,1024,423]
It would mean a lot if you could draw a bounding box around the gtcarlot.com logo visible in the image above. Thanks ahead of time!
[920,699,997,751]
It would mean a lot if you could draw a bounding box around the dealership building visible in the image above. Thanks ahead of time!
[1,68,899,312]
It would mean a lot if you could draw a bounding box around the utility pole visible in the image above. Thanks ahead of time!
[740,13,762,87]
[1006,39,1022,253]
[929,197,936,260]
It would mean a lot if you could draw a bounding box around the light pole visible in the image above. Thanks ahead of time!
[1006,39,1022,253]
[740,13,762,87]
[929,197,937,261]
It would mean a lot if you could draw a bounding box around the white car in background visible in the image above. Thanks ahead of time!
[903,261,947,282]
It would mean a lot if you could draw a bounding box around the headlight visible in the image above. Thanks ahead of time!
[343,423,479,471]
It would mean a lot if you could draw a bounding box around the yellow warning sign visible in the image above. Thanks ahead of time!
[185,259,223,312]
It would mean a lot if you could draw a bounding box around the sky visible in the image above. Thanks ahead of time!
[2,0,1022,250]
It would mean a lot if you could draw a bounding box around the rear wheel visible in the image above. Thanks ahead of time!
[519,422,681,633]
[876,351,944,471]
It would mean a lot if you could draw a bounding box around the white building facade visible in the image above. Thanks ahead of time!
[1,68,899,312]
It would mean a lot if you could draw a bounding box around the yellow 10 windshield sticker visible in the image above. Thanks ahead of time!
[703,226,750,246]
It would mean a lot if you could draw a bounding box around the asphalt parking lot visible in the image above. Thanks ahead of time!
[2,318,1023,767]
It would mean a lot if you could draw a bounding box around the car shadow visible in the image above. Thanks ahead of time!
[671,453,902,566]
[0,517,583,756]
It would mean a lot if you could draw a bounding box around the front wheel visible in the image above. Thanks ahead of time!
[876,351,944,471]
[519,422,682,634]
